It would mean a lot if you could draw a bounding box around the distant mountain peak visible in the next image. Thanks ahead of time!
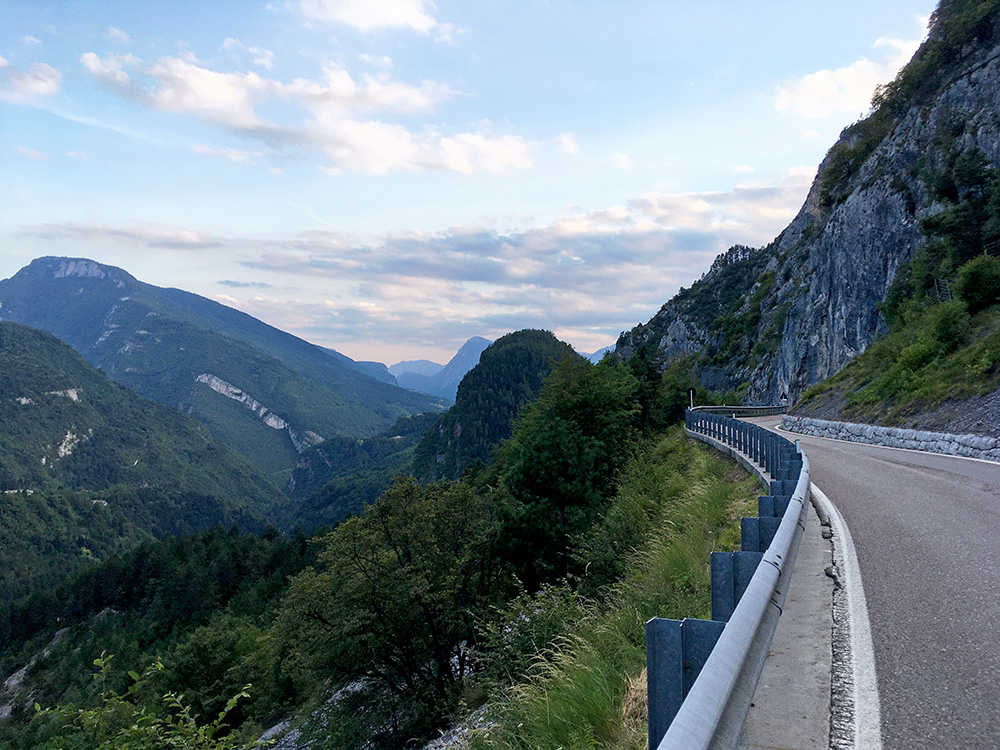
[30,256,134,285]
[394,336,492,401]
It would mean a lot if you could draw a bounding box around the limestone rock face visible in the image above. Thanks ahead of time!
[617,29,1000,402]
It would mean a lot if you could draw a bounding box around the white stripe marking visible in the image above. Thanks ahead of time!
[811,482,883,750]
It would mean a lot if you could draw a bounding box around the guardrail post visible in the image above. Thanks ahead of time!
[646,617,726,750]
[710,550,764,622]
[741,516,782,552]
[759,495,791,518]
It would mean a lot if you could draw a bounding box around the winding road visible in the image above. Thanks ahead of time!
[752,416,1000,750]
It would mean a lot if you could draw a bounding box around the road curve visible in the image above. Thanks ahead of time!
[752,416,1000,750]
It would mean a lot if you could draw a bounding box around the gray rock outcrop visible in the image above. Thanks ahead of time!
[617,25,1000,403]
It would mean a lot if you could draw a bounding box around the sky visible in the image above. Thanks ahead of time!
[1,0,937,365]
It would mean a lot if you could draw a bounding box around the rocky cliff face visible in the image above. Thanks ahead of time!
[618,7,1000,402]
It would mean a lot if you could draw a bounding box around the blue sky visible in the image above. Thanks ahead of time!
[1,0,935,364]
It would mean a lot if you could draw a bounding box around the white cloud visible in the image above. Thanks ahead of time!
[23,221,225,249]
[80,51,535,175]
[359,53,393,68]
[18,146,48,160]
[22,36,41,45]
[146,56,270,129]
[299,66,456,114]
[557,132,579,155]
[80,52,141,93]
[435,132,534,175]
[108,26,130,44]
[300,0,438,33]
[66,151,92,159]
[433,22,460,46]
[0,55,61,102]
[192,144,264,162]
[774,26,925,119]
[611,153,635,169]
[221,37,275,71]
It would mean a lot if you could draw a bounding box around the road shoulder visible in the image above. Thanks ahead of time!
[737,498,833,750]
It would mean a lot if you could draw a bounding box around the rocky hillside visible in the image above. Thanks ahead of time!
[618,1,1000,402]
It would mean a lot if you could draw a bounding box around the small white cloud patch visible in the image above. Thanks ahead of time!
[0,55,61,102]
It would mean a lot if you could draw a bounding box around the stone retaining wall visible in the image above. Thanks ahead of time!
[780,415,1000,463]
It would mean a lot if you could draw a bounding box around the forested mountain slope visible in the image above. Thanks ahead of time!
[411,330,578,481]
[618,0,1000,404]
[0,257,446,480]
[0,321,283,600]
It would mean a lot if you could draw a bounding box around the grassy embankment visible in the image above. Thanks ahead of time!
[795,301,1000,425]
[470,428,759,750]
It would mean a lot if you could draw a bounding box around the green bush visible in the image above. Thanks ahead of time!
[33,654,257,750]
[895,339,937,373]
[955,255,1000,313]
[930,300,971,352]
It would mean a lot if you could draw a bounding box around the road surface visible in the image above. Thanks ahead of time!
[752,416,1000,750]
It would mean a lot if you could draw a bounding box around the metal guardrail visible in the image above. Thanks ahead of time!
[646,409,809,750]
[688,405,788,418]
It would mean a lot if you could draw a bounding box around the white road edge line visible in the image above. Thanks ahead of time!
[810,482,883,750]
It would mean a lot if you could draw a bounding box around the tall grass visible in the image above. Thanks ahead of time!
[470,430,759,750]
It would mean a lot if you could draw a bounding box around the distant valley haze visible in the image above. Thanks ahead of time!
[1,0,934,363]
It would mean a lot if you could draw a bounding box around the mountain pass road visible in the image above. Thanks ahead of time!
[750,416,1000,750]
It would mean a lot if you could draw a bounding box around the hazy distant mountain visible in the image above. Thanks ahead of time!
[584,346,614,363]
[0,257,446,480]
[389,359,444,378]
[412,330,578,481]
[322,347,397,384]
[395,336,492,401]
[0,321,283,599]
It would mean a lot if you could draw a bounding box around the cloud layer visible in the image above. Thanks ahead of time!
[0,54,61,103]
[19,168,813,358]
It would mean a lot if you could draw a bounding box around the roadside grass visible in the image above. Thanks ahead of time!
[469,430,760,750]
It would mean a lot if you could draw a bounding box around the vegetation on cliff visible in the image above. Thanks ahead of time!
[796,132,1000,423]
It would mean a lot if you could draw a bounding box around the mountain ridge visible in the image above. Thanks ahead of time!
[0,257,446,479]
[395,335,492,401]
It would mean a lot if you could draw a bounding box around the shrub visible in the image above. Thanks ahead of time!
[955,255,1000,313]
[895,339,937,373]
[930,300,971,353]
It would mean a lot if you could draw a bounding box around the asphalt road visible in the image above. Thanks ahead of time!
[753,417,1000,750]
